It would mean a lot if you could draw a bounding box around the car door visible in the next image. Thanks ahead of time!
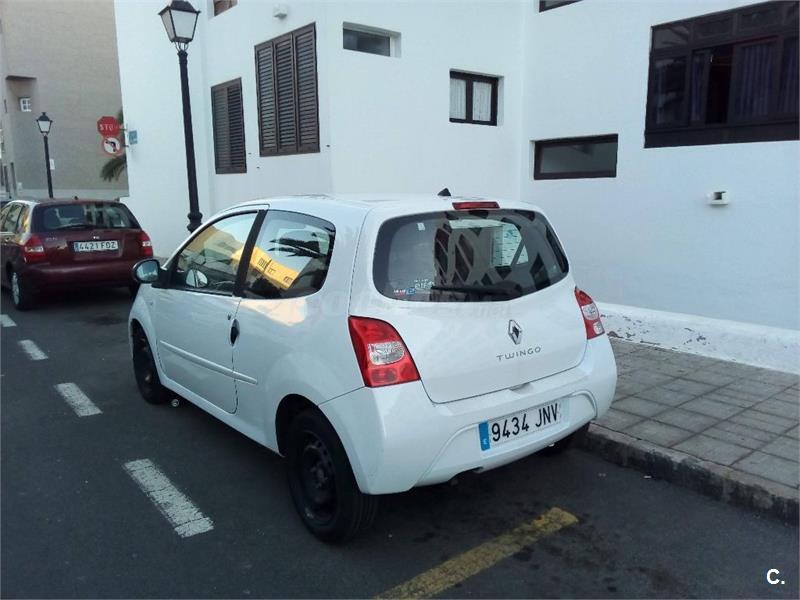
[151,211,259,414]
[231,209,359,449]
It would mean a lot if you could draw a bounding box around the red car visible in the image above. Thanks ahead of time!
[0,198,153,310]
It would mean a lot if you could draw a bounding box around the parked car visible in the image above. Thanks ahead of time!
[0,198,153,310]
[129,194,617,542]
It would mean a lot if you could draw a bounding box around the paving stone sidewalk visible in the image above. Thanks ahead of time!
[584,338,799,520]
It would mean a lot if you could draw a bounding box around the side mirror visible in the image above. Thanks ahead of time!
[132,259,161,284]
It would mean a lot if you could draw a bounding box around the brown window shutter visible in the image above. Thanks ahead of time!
[211,85,231,172]
[294,25,319,152]
[211,79,246,174]
[255,23,319,157]
[227,82,246,172]
[274,37,297,153]
[256,43,278,155]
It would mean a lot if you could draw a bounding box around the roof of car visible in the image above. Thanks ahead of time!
[233,193,526,212]
[6,197,122,207]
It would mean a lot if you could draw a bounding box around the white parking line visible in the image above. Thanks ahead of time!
[18,339,47,360]
[123,459,214,538]
[54,383,102,417]
[0,314,16,327]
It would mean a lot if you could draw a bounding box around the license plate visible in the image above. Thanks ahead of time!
[74,240,118,252]
[478,400,564,451]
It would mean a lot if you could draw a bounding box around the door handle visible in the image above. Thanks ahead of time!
[230,319,240,345]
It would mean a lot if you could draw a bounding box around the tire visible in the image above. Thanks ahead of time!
[10,270,35,311]
[286,410,378,543]
[131,326,170,404]
[539,423,590,456]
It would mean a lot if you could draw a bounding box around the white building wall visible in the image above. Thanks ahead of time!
[520,0,800,332]
[115,0,798,368]
[324,1,523,198]
[116,0,524,255]
[115,0,215,255]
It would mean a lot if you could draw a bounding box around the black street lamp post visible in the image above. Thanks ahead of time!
[35,112,54,198]
[159,0,202,232]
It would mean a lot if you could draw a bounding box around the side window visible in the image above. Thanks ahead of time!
[1,204,22,233]
[172,213,256,293]
[244,210,335,299]
[16,206,30,233]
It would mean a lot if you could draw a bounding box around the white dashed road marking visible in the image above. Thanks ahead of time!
[123,459,214,538]
[0,314,16,327]
[54,383,102,417]
[18,339,47,360]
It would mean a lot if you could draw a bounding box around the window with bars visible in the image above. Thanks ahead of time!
[255,23,320,157]
[645,1,799,147]
[449,72,499,126]
[211,78,246,174]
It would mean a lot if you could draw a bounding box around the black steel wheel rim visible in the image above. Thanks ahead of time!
[297,431,337,526]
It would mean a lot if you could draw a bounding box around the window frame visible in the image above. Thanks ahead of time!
[242,209,337,301]
[539,1,581,12]
[254,23,320,157]
[210,77,247,175]
[213,0,237,17]
[449,71,499,126]
[645,1,799,148]
[533,134,619,180]
[165,210,265,297]
[342,23,399,57]
[19,97,31,112]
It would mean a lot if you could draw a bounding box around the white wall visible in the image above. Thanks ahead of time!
[324,1,523,198]
[520,0,800,331]
[115,0,524,255]
[116,0,799,343]
[115,0,215,255]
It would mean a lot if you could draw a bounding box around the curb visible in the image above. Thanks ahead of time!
[579,423,799,523]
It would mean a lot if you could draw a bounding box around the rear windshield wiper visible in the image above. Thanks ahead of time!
[430,284,522,298]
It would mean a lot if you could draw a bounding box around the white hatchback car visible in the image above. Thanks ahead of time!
[129,194,616,542]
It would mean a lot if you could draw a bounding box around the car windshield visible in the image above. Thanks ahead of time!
[373,209,569,302]
[39,203,136,231]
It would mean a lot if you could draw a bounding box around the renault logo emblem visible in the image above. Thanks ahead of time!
[508,320,522,345]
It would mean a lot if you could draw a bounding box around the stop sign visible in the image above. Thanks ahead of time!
[97,115,120,137]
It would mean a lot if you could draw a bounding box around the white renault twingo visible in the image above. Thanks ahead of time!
[129,194,616,542]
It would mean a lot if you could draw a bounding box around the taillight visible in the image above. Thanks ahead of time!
[452,201,499,210]
[139,231,153,257]
[22,234,46,264]
[575,287,605,339]
[348,316,420,387]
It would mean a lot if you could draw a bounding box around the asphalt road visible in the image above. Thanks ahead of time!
[1,288,798,599]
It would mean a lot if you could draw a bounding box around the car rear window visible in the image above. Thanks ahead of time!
[373,209,568,302]
[36,203,138,231]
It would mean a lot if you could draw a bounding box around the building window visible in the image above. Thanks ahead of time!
[255,23,319,157]
[449,72,499,126]
[645,1,799,148]
[343,24,399,57]
[213,0,236,16]
[539,1,581,12]
[19,97,31,112]
[533,135,618,180]
[211,78,246,174]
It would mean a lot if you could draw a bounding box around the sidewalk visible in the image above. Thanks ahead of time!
[582,338,799,521]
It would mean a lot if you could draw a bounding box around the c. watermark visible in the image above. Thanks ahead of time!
[766,569,785,585]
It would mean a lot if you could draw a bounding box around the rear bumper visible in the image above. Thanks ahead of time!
[321,335,617,495]
[22,260,139,289]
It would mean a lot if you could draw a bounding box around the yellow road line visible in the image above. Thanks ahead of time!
[377,506,578,599]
